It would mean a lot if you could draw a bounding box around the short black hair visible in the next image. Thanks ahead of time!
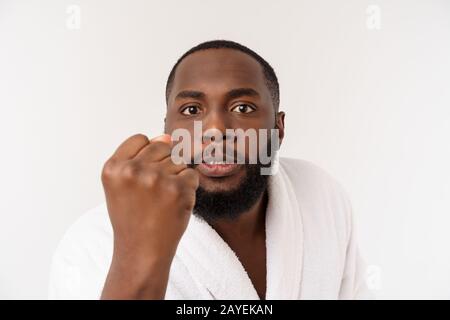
[165,40,280,110]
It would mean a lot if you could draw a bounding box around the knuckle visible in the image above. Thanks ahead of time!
[101,158,119,182]
[120,161,141,181]
[141,170,161,188]
[164,179,182,198]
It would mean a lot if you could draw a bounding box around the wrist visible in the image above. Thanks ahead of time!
[101,248,174,299]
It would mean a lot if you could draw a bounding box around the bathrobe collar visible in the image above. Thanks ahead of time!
[176,163,304,299]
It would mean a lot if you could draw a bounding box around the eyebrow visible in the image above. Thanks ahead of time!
[175,90,205,100]
[175,87,260,101]
[226,88,260,100]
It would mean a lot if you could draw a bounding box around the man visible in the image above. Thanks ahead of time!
[49,40,371,299]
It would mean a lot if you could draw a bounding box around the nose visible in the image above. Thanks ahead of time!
[201,109,233,143]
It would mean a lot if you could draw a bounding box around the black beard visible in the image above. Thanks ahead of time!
[190,163,270,223]
[187,133,278,222]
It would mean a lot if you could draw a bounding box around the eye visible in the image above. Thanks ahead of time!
[231,104,256,114]
[181,105,201,116]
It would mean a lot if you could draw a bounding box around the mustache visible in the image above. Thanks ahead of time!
[191,150,245,163]
[172,136,277,166]
[186,154,272,167]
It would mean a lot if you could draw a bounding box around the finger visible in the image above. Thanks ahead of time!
[160,157,188,175]
[150,134,172,146]
[112,134,149,160]
[177,168,199,190]
[135,134,173,161]
[135,140,172,162]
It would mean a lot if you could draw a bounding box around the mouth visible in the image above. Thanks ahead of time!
[196,161,241,177]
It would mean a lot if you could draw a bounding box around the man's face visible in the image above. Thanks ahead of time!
[165,48,284,194]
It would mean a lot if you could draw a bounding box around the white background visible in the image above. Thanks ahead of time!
[1,0,449,299]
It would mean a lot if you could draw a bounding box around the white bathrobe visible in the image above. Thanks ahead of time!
[48,157,372,299]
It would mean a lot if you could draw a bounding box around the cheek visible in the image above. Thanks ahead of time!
[230,126,276,162]
[165,115,194,133]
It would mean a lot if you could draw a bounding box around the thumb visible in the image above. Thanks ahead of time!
[150,134,172,146]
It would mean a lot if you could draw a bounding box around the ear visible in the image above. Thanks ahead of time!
[275,111,285,146]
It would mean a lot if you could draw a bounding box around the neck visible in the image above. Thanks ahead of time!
[209,190,268,242]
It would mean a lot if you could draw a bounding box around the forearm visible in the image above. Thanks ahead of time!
[101,253,172,300]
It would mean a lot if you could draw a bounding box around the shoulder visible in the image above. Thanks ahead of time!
[279,157,349,196]
[55,203,112,258]
[278,157,353,236]
[49,203,113,299]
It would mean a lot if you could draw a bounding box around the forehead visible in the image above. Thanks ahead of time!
[169,48,270,101]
